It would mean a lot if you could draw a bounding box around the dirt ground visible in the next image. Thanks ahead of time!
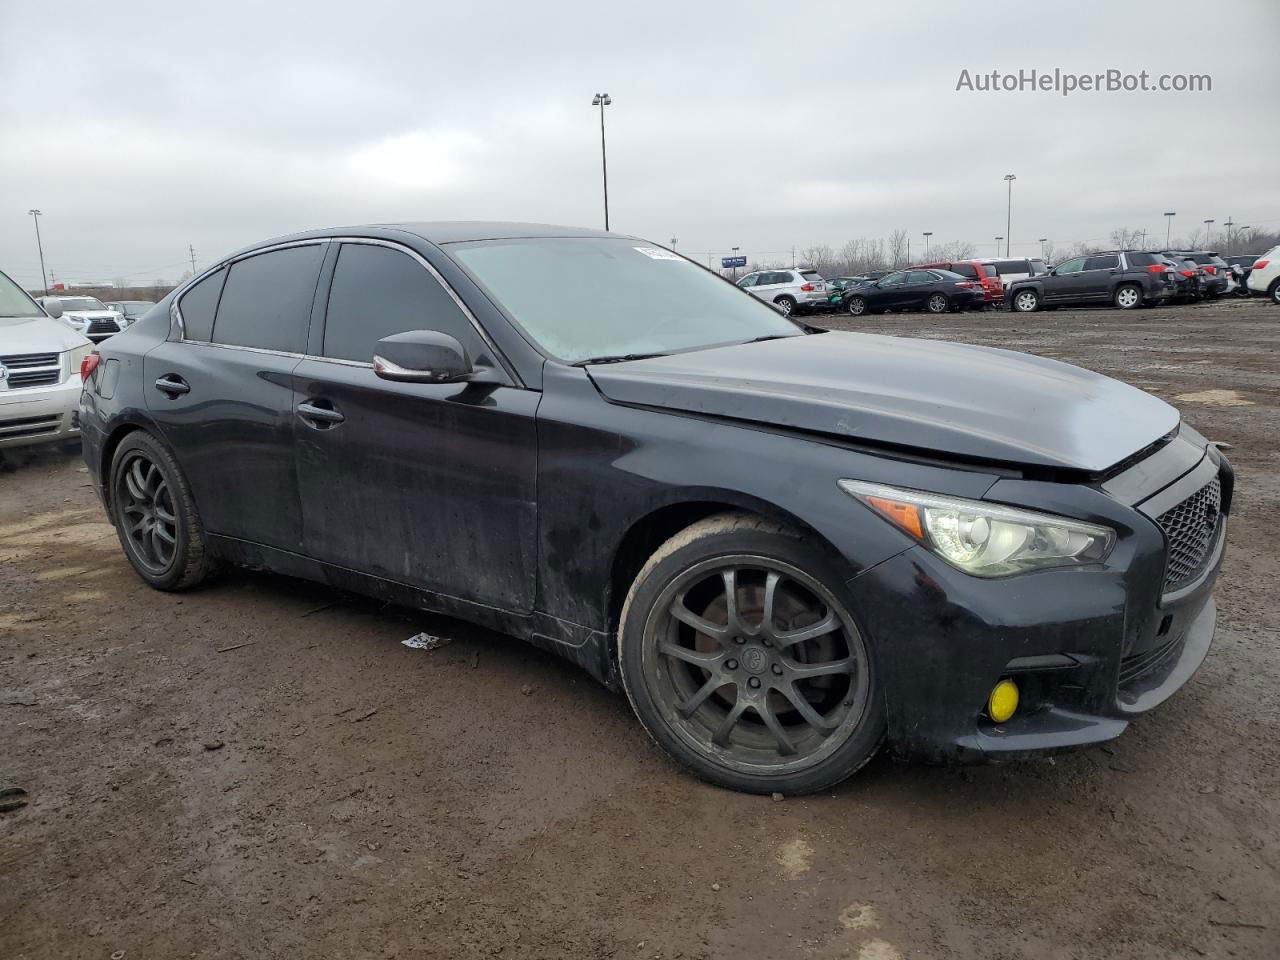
[3,296,1278,960]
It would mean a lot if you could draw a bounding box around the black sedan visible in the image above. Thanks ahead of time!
[79,222,1230,795]
[841,269,985,316]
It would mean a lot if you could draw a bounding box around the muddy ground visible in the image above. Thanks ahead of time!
[2,297,1278,959]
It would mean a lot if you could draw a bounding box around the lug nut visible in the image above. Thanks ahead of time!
[772,664,783,676]
[726,659,738,670]
[748,677,761,689]
[735,636,746,645]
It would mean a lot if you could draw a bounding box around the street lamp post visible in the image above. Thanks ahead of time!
[1164,212,1176,248]
[670,237,677,251]
[1203,218,1214,249]
[922,231,932,258]
[591,93,612,231]
[28,209,48,296]
[731,246,740,282]
[1003,173,1016,257]
[994,236,1004,256]
[1038,237,1048,260]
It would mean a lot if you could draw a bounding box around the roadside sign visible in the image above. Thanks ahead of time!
[722,256,747,269]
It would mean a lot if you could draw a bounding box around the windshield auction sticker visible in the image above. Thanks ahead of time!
[633,246,684,261]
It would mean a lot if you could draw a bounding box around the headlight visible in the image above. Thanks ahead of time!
[68,342,93,381]
[838,480,1115,577]
[64,315,89,328]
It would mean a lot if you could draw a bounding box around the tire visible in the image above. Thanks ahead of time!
[109,431,219,591]
[1270,279,1280,305]
[774,296,796,316]
[618,513,885,795]
[846,296,867,317]
[1011,289,1040,313]
[1114,283,1142,309]
[926,293,949,314]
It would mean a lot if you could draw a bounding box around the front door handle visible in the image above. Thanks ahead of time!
[154,374,190,397]
[297,400,345,428]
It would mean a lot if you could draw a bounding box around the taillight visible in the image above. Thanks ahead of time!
[80,352,101,382]
[1202,265,1216,275]
[1253,259,1269,270]
[800,283,814,292]
[1146,264,1166,274]
[1180,269,1195,278]
[955,281,974,288]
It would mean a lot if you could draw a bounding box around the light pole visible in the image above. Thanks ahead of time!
[1164,211,1176,247]
[1003,173,1016,257]
[591,93,612,231]
[1038,237,1048,260]
[28,209,48,296]
[1239,226,1251,253]
[922,231,932,258]
[1223,218,1235,253]
[995,236,1004,256]
[1203,218,1214,249]
[731,246,740,282]
[670,237,677,251]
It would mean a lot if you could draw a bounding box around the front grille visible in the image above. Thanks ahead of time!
[1,352,62,389]
[1155,476,1222,590]
[87,318,120,334]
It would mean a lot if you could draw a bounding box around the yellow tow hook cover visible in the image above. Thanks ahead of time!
[988,679,1019,724]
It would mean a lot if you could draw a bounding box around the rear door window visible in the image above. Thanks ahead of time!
[322,243,481,364]
[906,270,935,284]
[1084,254,1120,271]
[995,259,1030,275]
[212,244,324,353]
[178,267,226,341]
[1125,253,1159,267]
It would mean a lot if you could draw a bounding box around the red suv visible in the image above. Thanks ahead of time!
[913,260,1003,306]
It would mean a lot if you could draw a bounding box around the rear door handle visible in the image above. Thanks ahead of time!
[154,374,190,396]
[297,400,345,427]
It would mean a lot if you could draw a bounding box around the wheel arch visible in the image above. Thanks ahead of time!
[97,413,167,515]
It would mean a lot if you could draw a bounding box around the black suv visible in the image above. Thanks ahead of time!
[1161,251,1231,298]
[1007,251,1176,312]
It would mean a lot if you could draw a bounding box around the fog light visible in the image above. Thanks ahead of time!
[987,679,1019,724]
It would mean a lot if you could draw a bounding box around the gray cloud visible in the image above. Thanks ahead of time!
[2,0,1277,286]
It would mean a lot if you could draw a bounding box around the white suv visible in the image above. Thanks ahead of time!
[37,294,126,342]
[737,268,828,315]
[1246,245,1280,304]
[2,270,93,451]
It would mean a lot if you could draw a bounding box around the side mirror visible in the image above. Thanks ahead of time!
[43,297,64,319]
[373,330,474,384]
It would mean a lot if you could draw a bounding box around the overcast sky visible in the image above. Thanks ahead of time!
[2,0,1278,287]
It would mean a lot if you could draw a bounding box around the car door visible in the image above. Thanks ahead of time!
[1080,254,1120,300]
[869,271,908,310]
[1042,256,1088,303]
[753,271,781,302]
[144,241,325,551]
[902,270,939,309]
[292,239,538,612]
[737,273,762,300]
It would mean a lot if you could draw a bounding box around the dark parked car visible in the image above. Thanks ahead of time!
[841,269,985,316]
[824,275,878,308]
[1160,251,1230,298]
[1162,256,1200,303]
[1007,251,1176,312]
[912,259,1004,306]
[80,222,1232,795]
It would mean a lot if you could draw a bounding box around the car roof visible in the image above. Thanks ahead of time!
[260,221,620,247]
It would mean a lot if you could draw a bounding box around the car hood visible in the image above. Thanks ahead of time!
[0,316,90,353]
[586,332,1180,473]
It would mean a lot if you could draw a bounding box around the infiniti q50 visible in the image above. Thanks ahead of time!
[79,222,1231,794]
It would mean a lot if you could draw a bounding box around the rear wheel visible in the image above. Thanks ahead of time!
[846,296,867,316]
[618,514,884,794]
[1114,283,1142,309]
[774,296,796,316]
[109,432,218,591]
[1269,279,1280,305]
[1012,289,1040,313]
[926,293,949,314]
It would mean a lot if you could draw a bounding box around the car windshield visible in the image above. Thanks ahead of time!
[451,237,801,363]
[59,297,108,311]
[0,271,43,318]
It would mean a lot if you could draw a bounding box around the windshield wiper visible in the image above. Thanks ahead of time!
[572,351,669,366]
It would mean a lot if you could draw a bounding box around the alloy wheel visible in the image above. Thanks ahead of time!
[928,294,948,313]
[640,557,871,775]
[117,452,178,573]
[776,299,794,315]
[1014,291,1038,312]
[847,297,866,316]
[1116,286,1140,308]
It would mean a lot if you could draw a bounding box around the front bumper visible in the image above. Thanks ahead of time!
[0,375,82,450]
[845,458,1227,764]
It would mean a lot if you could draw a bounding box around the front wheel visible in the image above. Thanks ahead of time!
[846,296,867,316]
[1011,289,1040,313]
[926,293,949,314]
[1270,279,1280,305]
[774,296,796,316]
[618,514,884,794]
[109,431,219,591]
[1114,283,1142,309]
